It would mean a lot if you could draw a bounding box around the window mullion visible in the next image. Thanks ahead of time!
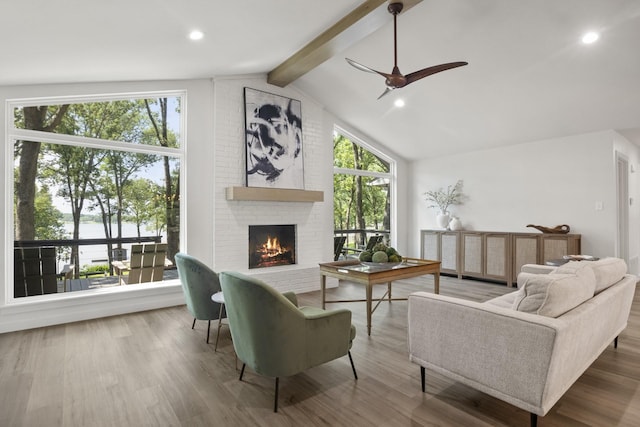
[11,128,181,156]
[333,167,391,180]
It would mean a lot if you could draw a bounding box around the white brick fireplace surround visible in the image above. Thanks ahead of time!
[213,76,337,293]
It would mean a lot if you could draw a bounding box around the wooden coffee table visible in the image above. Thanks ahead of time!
[319,258,441,335]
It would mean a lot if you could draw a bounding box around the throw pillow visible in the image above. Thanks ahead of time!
[512,266,596,317]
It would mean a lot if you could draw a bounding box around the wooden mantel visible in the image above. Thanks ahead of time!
[225,187,324,203]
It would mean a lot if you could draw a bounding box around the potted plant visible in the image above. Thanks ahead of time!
[423,180,465,229]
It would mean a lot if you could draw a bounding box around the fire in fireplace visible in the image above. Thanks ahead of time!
[249,225,296,269]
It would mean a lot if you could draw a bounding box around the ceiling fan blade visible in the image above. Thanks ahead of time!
[405,62,468,85]
[346,58,393,79]
[377,87,394,100]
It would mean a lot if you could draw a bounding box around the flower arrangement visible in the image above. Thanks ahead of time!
[423,180,465,214]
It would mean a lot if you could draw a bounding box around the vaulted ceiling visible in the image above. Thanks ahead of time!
[2,0,639,159]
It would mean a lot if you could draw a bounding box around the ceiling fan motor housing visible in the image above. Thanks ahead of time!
[388,2,404,15]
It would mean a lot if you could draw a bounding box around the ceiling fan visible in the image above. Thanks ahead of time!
[346,1,468,99]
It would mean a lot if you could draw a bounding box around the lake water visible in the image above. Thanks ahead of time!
[63,222,162,268]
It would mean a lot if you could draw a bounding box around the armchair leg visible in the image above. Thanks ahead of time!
[421,366,426,392]
[348,351,358,380]
[614,336,619,348]
[206,320,211,344]
[239,363,246,381]
[530,413,537,427]
[191,318,196,329]
[274,377,279,412]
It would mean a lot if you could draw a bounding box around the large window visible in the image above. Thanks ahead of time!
[333,127,394,252]
[9,92,184,299]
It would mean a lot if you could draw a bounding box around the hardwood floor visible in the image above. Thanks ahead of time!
[1,275,638,426]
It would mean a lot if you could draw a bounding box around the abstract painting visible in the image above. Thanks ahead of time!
[244,87,304,189]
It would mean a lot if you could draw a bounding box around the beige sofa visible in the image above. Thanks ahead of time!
[407,258,636,427]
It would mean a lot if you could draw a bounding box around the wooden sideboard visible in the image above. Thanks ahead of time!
[420,230,581,287]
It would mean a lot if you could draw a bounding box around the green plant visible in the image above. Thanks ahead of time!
[82,264,109,273]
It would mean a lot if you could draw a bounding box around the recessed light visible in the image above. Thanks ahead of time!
[394,99,405,108]
[189,30,204,41]
[581,31,599,44]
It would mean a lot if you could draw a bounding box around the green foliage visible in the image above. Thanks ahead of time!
[33,186,66,240]
[123,178,166,237]
[14,96,180,266]
[81,264,109,273]
[333,133,391,233]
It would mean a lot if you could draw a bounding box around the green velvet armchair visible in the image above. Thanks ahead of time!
[175,253,224,344]
[219,271,357,412]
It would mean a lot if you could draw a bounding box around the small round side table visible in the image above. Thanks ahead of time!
[211,291,227,352]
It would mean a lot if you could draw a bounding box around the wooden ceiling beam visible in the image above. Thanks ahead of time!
[267,0,422,87]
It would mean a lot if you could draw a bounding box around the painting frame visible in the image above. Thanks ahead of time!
[244,87,304,189]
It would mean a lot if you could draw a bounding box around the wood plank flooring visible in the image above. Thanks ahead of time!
[1,275,638,426]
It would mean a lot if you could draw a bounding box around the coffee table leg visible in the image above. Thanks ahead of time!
[388,281,392,301]
[366,283,372,336]
[434,272,440,295]
[321,274,326,309]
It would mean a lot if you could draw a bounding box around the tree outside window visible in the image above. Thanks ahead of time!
[11,93,183,297]
[333,130,392,251]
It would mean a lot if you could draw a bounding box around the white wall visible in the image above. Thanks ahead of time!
[211,75,335,292]
[408,130,640,273]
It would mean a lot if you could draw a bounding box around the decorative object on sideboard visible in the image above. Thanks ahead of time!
[448,216,462,231]
[526,224,571,234]
[244,87,304,190]
[423,180,465,230]
[436,213,450,230]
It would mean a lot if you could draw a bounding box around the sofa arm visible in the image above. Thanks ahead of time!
[408,292,559,415]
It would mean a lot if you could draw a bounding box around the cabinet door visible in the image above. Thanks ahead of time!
[513,234,539,282]
[541,235,579,263]
[462,233,483,276]
[440,232,459,274]
[485,233,510,283]
[421,231,439,261]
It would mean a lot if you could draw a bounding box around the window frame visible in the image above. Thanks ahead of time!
[333,125,397,247]
[5,90,186,304]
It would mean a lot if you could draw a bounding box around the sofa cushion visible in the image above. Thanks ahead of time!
[552,258,627,293]
[589,258,627,293]
[512,266,596,317]
[485,291,518,309]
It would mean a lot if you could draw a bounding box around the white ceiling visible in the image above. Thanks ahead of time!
[3,0,640,160]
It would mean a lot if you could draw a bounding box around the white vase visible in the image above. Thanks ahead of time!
[436,212,451,229]
[449,216,462,231]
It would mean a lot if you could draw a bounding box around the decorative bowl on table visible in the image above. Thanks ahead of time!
[358,242,403,266]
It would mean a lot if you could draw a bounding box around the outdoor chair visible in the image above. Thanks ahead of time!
[344,234,384,257]
[124,243,168,284]
[219,271,357,412]
[14,247,58,297]
[333,235,347,261]
[175,252,225,344]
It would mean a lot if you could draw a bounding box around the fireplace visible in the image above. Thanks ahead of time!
[248,225,296,269]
